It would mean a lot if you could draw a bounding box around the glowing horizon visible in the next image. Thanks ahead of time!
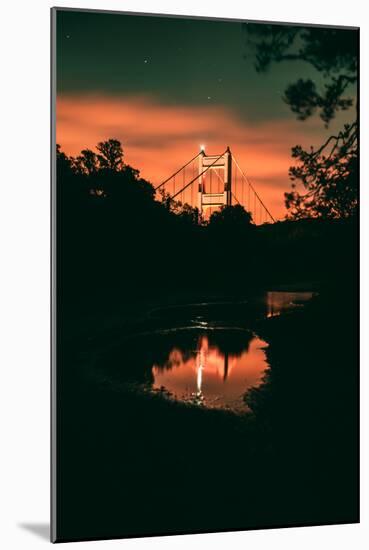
[57,93,348,220]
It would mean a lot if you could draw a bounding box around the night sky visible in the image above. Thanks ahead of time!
[56,9,355,218]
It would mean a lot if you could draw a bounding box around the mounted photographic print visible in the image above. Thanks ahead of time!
[51,7,359,543]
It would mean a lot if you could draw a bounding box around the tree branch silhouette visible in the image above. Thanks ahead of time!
[244,23,358,220]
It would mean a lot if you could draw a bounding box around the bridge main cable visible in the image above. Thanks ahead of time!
[231,192,241,205]
[171,149,228,200]
[231,154,275,222]
[155,151,202,191]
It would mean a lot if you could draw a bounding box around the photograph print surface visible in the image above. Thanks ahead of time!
[52,8,359,542]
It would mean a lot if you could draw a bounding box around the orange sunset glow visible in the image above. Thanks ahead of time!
[56,94,336,220]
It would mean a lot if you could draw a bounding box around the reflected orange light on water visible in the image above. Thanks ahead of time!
[267,291,316,318]
[153,334,268,412]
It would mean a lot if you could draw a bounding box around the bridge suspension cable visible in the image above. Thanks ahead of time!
[231,192,241,205]
[155,151,202,191]
[231,153,275,223]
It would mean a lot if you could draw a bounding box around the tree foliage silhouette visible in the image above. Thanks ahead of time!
[96,138,124,171]
[244,24,358,219]
[209,204,253,229]
[74,149,99,175]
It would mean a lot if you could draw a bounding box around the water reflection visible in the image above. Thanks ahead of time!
[267,291,316,318]
[96,291,316,413]
[152,331,268,412]
[150,292,316,411]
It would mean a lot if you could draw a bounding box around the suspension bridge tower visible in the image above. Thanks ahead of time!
[198,146,232,214]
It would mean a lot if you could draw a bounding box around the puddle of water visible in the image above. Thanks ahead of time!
[152,331,268,412]
[149,292,316,411]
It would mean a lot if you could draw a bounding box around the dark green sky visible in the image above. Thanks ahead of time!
[56,10,325,122]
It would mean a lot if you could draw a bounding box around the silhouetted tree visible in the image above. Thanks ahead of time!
[96,138,124,171]
[74,148,99,175]
[208,204,253,229]
[286,122,357,219]
[158,189,200,224]
[56,143,74,177]
[244,24,358,220]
